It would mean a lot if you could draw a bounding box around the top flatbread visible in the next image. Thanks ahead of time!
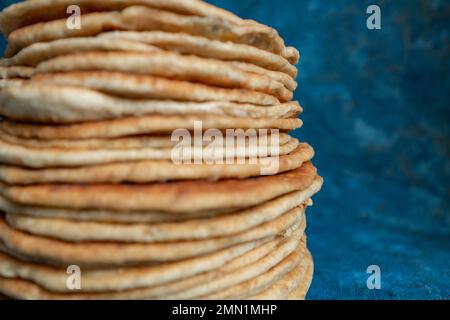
[5,6,288,59]
[2,32,298,79]
[0,0,243,36]
[1,35,297,90]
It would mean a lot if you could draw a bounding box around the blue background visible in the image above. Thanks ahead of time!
[1,0,449,300]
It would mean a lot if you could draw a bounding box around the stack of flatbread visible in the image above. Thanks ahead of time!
[0,0,322,300]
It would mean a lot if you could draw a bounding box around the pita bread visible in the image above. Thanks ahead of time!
[0,115,302,140]
[0,144,315,184]
[0,231,302,294]
[0,207,304,267]
[0,79,282,123]
[0,235,274,296]
[286,256,314,300]
[285,47,300,65]
[0,128,291,150]
[0,193,235,224]
[0,130,201,150]
[130,234,304,299]
[0,136,298,168]
[0,186,316,226]
[35,52,292,101]
[0,162,317,212]
[3,37,160,67]
[0,66,33,79]
[229,61,297,91]
[0,82,299,124]
[35,69,294,104]
[0,256,313,300]
[122,6,288,57]
[3,39,295,92]
[0,0,242,37]
[203,241,307,300]
[5,6,287,59]
[4,182,319,242]
[0,128,292,149]
[160,233,305,300]
[0,233,304,299]
[98,31,297,78]
[249,250,313,300]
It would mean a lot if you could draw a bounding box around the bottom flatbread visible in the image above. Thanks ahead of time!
[249,250,313,300]
[286,257,314,300]
[0,233,305,299]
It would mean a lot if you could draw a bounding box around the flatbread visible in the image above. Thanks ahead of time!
[0,183,319,225]
[0,0,242,37]
[0,66,33,79]
[0,80,284,123]
[0,162,317,212]
[249,250,313,300]
[0,135,299,168]
[0,233,304,299]
[0,130,192,150]
[0,235,273,296]
[286,256,314,300]
[33,70,292,105]
[203,241,308,300]
[0,194,234,224]
[5,6,287,59]
[0,207,305,267]
[229,61,297,91]
[3,37,160,67]
[0,144,315,184]
[161,233,305,300]
[285,46,300,65]
[0,230,302,294]
[0,37,297,91]
[0,82,300,123]
[0,128,291,150]
[4,33,297,86]
[0,115,302,139]
[98,31,298,78]
[4,181,319,242]
[35,52,292,101]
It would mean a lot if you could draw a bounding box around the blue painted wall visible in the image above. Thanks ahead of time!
[1,0,449,299]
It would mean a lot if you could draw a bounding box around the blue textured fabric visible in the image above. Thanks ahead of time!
[1,0,449,300]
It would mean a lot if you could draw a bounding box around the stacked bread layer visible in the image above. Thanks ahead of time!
[0,0,322,300]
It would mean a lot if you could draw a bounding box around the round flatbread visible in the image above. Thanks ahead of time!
[0,233,305,299]
[0,208,305,267]
[5,6,288,59]
[35,51,292,101]
[0,115,302,139]
[0,0,243,37]
[98,31,298,78]
[0,162,317,212]
[0,144,315,184]
[0,180,321,224]
[249,250,313,300]
[0,136,299,168]
[4,182,319,242]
